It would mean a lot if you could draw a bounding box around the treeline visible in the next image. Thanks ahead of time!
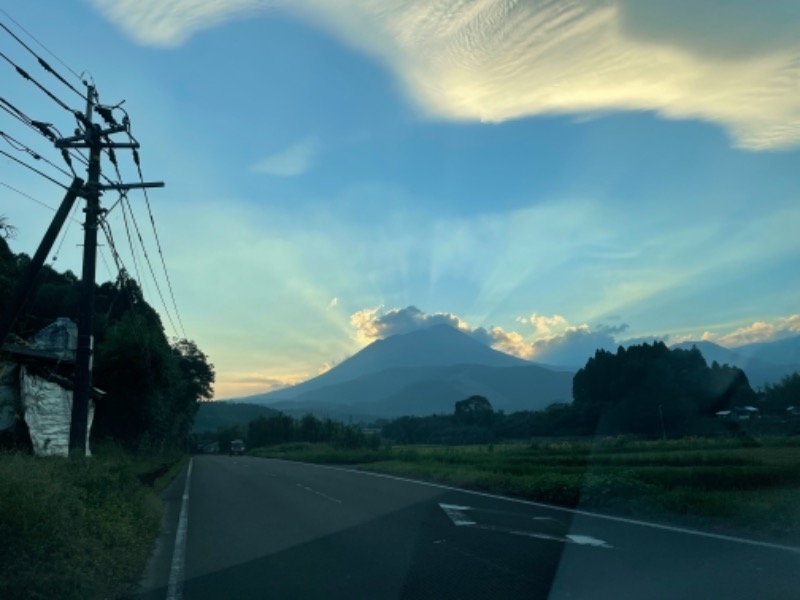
[0,237,214,452]
[204,343,800,452]
[204,412,381,452]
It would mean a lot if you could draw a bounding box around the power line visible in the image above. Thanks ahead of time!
[130,140,187,338]
[0,8,82,82]
[0,148,68,189]
[122,195,180,337]
[0,20,84,98]
[118,194,145,294]
[0,181,74,217]
[0,50,82,120]
[1,130,74,179]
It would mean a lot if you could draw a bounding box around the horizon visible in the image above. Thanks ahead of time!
[217,321,797,401]
[2,2,798,399]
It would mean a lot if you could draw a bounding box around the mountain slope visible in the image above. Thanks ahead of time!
[247,324,530,403]
[670,338,800,389]
[734,335,800,366]
[669,341,770,370]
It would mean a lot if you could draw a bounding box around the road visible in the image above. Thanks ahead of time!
[134,455,800,599]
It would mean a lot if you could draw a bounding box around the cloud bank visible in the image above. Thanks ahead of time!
[89,0,800,149]
[349,305,627,366]
[703,314,800,347]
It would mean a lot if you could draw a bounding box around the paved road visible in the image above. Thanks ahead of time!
[134,455,800,599]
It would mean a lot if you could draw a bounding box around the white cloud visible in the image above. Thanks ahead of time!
[518,313,569,336]
[347,305,630,366]
[707,314,800,347]
[90,0,800,149]
[251,137,321,177]
[349,305,472,344]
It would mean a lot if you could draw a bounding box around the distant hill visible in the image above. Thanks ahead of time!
[237,325,570,419]
[670,338,800,389]
[192,402,280,433]
[734,335,800,366]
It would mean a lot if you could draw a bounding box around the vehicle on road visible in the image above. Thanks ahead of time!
[229,440,245,456]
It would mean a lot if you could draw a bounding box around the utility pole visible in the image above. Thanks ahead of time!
[56,85,163,454]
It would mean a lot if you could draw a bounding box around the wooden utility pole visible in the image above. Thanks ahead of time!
[56,85,163,453]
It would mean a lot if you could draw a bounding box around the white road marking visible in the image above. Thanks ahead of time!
[567,534,613,548]
[167,458,193,600]
[438,503,613,549]
[439,503,477,526]
[271,459,800,555]
[296,483,342,504]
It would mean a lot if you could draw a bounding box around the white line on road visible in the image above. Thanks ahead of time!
[167,458,193,600]
[439,503,476,526]
[438,503,613,549]
[296,483,342,504]
[268,459,800,555]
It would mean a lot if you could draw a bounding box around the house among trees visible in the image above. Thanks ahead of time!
[0,318,97,456]
[715,406,760,420]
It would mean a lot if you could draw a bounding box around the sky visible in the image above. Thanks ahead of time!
[1,0,799,399]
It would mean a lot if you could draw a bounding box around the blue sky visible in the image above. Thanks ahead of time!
[2,1,799,398]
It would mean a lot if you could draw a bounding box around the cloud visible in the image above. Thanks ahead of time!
[517,313,569,336]
[530,324,628,367]
[251,137,321,177]
[90,0,800,149]
[349,305,471,344]
[348,305,630,366]
[708,314,800,347]
[215,371,307,398]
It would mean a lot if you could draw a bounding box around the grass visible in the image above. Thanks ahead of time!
[251,436,800,543]
[0,446,184,600]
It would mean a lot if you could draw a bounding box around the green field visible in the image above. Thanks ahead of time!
[251,436,800,543]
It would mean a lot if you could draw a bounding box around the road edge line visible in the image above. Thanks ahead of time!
[166,457,193,600]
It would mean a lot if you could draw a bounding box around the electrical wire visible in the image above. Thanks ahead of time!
[121,195,180,337]
[130,136,187,339]
[0,181,80,219]
[0,9,82,82]
[0,20,84,98]
[0,148,68,189]
[0,50,83,122]
[0,130,74,179]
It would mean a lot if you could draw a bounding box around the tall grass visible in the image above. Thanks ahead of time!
[0,448,174,600]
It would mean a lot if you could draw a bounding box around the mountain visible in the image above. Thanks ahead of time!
[734,335,800,366]
[669,341,769,370]
[670,338,800,389]
[238,325,570,419]
[247,324,530,403]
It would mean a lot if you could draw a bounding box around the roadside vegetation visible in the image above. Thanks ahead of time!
[1,236,214,599]
[0,446,184,600]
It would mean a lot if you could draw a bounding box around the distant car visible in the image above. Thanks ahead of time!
[229,440,245,456]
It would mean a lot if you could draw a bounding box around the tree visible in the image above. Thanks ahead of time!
[572,342,755,435]
[761,372,800,414]
[454,395,494,428]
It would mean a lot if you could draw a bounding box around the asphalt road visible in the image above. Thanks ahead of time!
[134,455,800,599]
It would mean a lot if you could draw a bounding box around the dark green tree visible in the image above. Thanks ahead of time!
[572,342,756,435]
[454,395,494,428]
[761,372,800,413]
